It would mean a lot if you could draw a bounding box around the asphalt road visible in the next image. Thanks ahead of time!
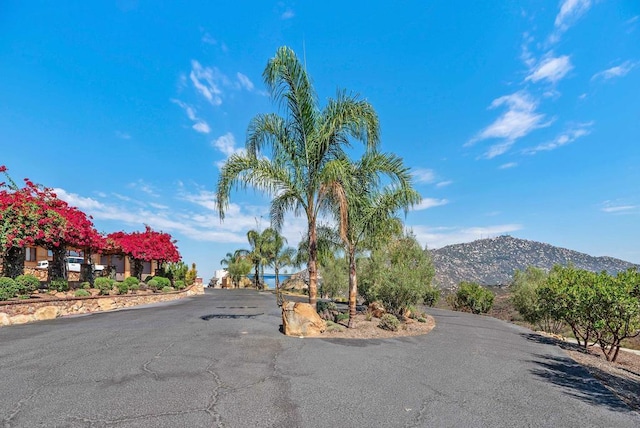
[1,289,638,427]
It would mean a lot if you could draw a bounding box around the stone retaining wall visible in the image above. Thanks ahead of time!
[0,283,205,327]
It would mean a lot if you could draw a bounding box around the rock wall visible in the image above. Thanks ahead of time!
[0,283,205,327]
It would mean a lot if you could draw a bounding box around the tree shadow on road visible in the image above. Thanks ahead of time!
[522,333,635,413]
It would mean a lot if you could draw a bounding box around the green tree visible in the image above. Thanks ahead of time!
[329,151,421,327]
[511,266,563,333]
[450,282,495,314]
[319,253,348,300]
[265,229,297,305]
[246,228,275,289]
[359,232,435,317]
[216,46,380,305]
[227,257,252,288]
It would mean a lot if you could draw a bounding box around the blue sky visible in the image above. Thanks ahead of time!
[1,1,639,281]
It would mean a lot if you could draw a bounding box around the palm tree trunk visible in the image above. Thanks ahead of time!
[308,219,318,306]
[254,263,260,289]
[348,248,357,328]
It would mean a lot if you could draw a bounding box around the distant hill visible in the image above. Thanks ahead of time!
[430,235,639,289]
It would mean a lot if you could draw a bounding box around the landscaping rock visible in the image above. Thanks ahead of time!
[0,312,10,326]
[369,302,386,318]
[282,301,326,336]
[34,306,59,321]
[10,314,34,325]
[97,298,115,311]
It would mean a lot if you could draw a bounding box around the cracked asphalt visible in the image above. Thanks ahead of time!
[1,289,638,427]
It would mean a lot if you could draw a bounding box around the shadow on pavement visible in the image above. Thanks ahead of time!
[525,345,633,413]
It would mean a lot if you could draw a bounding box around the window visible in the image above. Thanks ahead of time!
[25,247,37,262]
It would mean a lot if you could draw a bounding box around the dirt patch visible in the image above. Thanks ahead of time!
[317,313,436,339]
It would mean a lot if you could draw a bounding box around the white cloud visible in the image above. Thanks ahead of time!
[602,205,636,213]
[212,132,244,158]
[190,60,224,105]
[550,0,592,43]
[236,73,255,91]
[115,131,131,140]
[172,99,211,134]
[435,180,453,188]
[192,121,211,134]
[410,224,523,249]
[128,179,159,197]
[523,122,593,154]
[413,168,436,183]
[53,188,105,211]
[526,55,573,84]
[499,162,518,169]
[592,61,636,81]
[468,92,551,158]
[281,9,295,19]
[412,198,448,211]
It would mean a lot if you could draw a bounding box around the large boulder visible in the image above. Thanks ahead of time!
[369,301,386,318]
[34,306,59,321]
[282,301,326,337]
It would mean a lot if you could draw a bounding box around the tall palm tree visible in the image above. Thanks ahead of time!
[216,46,380,305]
[330,151,421,328]
[246,228,275,289]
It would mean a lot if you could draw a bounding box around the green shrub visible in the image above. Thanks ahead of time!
[154,276,171,288]
[81,281,91,290]
[378,314,400,331]
[147,279,159,291]
[94,277,113,295]
[116,282,129,295]
[335,312,350,323]
[174,280,185,290]
[123,276,140,288]
[316,301,338,313]
[450,282,494,314]
[74,289,91,297]
[129,283,140,292]
[15,274,40,295]
[423,286,441,307]
[417,317,427,323]
[161,286,173,293]
[49,279,69,292]
[0,277,18,300]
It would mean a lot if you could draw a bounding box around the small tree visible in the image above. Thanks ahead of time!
[511,266,563,333]
[450,282,495,314]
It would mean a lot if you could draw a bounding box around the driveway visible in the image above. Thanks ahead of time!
[0,289,638,427]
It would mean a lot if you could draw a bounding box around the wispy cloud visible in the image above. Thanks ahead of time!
[281,9,295,20]
[115,131,131,140]
[211,132,246,168]
[190,60,224,106]
[412,198,448,211]
[601,201,637,214]
[523,122,593,154]
[436,180,453,188]
[413,168,436,184]
[236,73,254,91]
[171,99,211,134]
[550,0,592,43]
[127,179,159,197]
[499,162,518,169]
[468,92,551,158]
[592,61,636,81]
[410,224,523,249]
[602,205,636,213]
[526,55,573,84]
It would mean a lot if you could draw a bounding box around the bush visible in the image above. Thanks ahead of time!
[129,283,140,292]
[0,277,18,300]
[147,279,159,291]
[123,276,139,288]
[450,282,494,314]
[161,286,173,293]
[154,276,171,289]
[94,277,114,295]
[116,282,129,295]
[335,312,350,323]
[49,279,69,292]
[174,280,185,290]
[358,233,435,316]
[378,314,400,331]
[81,282,91,290]
[74,289,90,297]
[15,274,40,295]
[423,286,441,307]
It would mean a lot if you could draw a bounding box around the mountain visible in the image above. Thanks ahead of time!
[430,235,639,289]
